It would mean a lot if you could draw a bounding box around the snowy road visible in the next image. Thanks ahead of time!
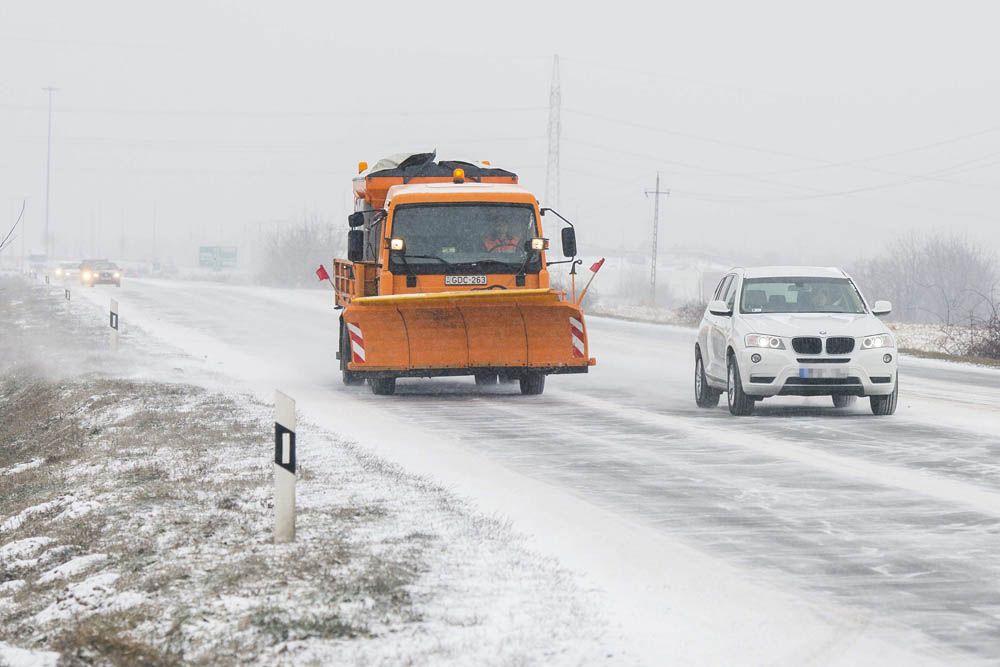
[70,278,1000,665]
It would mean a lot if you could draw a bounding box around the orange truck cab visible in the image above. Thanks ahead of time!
[333,152,595,395]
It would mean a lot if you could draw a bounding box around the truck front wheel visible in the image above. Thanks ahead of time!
[340,322,364,386]
[519,373,545,395]
[370,378,396,395]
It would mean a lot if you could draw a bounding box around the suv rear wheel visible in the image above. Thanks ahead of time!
[694,349,721,408]
[727,355,755,416]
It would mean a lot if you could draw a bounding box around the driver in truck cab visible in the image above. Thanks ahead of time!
[483,218,522,252]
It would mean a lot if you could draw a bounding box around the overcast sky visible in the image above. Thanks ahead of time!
[3,0,999,266]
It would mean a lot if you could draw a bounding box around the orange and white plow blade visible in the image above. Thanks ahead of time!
[342,289,593,374]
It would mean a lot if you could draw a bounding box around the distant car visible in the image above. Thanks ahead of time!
[80,260,122,287]
[694,266,898,416]
[53,261,79,280]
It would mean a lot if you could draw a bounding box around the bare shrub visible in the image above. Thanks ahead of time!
[851,233,997,325]
[254,212,345,287]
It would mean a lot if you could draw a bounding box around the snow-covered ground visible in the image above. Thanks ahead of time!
[6,274,1000,664]
[0,278,605,664]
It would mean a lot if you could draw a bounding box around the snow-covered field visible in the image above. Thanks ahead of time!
[4,273,1000,665]
[0,278,604,665]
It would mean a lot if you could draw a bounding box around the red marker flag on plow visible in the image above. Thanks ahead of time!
[316,264,333,285]
[576,257,605,305]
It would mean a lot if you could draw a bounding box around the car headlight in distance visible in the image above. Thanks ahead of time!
[861,334,894,349]
[745,334,785,349]
[114,272,120,278]
[83,271,92,279]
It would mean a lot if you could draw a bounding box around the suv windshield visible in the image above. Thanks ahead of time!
[740,277,866,314]
[388,203,539,274]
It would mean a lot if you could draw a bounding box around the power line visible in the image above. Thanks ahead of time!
[0,103,547,119]
[564,108,1000,190]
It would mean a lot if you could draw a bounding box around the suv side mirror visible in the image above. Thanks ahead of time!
[348,212,365,228]
[872,300,892,316]
[347,229,364,262]
[561,227,577,258]
[708,299,732,316]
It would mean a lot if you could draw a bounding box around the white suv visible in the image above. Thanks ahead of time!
[694,266,899,416]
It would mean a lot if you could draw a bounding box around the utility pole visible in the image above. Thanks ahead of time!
[43,86,58,258]
[151,202,157,260]
[645,172,669,306]
[545,55,561,209]
[19,201,27,271]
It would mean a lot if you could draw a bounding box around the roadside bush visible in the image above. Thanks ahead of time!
[850,233,997,324]
[254,213,344,288]
[674,300,707,327]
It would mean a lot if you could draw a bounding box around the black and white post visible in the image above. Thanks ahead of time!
[274,390,296,543]
[109,298,119,351]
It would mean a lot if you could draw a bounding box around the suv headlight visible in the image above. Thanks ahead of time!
[745,334,785,349]
[860,334,894,349]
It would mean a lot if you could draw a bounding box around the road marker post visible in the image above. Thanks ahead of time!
[274,391,296,543]
[109,298,119,351]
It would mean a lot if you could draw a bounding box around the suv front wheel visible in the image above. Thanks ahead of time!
[870,376,898,415]
[727,355,755,416]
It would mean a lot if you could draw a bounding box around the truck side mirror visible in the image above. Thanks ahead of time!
[348,212,365,228]
[561,227,577,258]
[347,229,364,262]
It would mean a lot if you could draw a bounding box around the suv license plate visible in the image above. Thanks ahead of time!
[799,367,848,379]
[445,275,487,286]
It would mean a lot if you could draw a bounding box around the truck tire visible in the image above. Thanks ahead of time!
[519,373,545,395]
[340,322,364,386]
[870,376,898,415]
[727,355,755,416]
[694,349,721,408]
[832,395,857,408]
[370,378,396,395]
[474,373,498,386]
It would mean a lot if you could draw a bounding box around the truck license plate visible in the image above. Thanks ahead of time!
[799,367,849,379]
[445,275,487,286]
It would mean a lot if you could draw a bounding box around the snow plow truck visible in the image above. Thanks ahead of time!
[332,152,596,396]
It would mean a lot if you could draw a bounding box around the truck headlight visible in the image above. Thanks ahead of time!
[861,334,894,349]
[83,271,92,280]
[745,334,785,349]
[114,272,120,278]
[530,238,549,251]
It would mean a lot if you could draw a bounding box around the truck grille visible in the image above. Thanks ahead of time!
[825,337,855,354]
[792,337,822,354]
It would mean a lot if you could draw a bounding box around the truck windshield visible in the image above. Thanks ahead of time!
[740,277,866,314]
[389,203,540,274]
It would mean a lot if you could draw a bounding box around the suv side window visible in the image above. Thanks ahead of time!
[723,275,739,309]
[714,275,732,301]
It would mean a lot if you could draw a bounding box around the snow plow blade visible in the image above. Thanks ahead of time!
[342,289,593,378]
